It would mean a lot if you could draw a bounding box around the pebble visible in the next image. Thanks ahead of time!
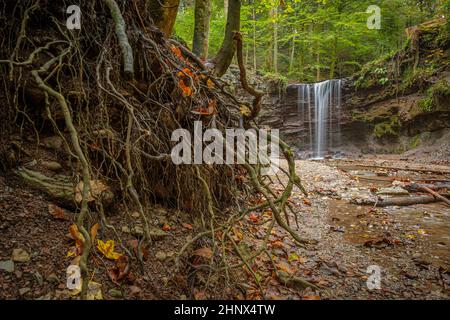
[0,260,14,273]
[46,273,59,284]
[12,248,30,263]
[108,288,123,298]
[19,287,31,296]
[155,251,167,261]
[34,272,44,286]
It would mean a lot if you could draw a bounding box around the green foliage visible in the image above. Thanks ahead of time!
[419,80,450,112]
[373,115,401,138]
[174,0,444,82]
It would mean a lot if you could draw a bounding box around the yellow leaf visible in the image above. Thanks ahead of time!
[239,105,251,117]
[97,239,122,260]
[206,78,215,88]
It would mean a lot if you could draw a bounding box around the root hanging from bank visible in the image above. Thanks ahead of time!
[0,0,314,298]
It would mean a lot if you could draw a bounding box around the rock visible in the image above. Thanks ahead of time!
[41,136,63,150]
[15,270,22,278]
[34,272,44,286]
[128,286,141,296]
[121,226,131,234]
[46,273,59,284]
[12,248,30,263]
[131,211,140,219]
[108,288,123,298]
[149,228,168,240]
[376,187,409,196]
[40,161,63,172]
[0,260,14,273]
[132,225,144,236]
[19,287,31,296]
[155,251,167,261]
[36,293,52,300]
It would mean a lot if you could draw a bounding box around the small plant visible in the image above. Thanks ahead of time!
[373,115,401,138]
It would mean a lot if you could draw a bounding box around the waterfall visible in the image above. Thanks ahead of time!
[296,79,342,159]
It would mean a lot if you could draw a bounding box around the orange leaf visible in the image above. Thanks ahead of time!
[249,213,260,223]
[162,223,171,231]
[48,204,69,220]
[191,107,212,115]
[303,296,321,300]
[178,79,192,97]
[171,45,183,60]
[206,78,215,88]
[182,223,193,230]
[90,223,99,243]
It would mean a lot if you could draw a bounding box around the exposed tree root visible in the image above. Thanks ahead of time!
[0,0,311,298]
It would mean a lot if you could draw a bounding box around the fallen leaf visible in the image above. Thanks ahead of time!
[249,213,260,223]
[182,223,193,230]
[162,223,171,231]
[192,247,213,260]
[74,180,109,203]
[239,105,251,117]
[276,260,294,274]
[97,239,121,260]
[90,223,99,243]
[86,281,103,300]
[69,224,84,255]
[303,295,321,300]
[206,78,214,88]
[178,79,192,97]
[48,204,69,220]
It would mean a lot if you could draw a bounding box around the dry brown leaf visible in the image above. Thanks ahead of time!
[48,204,69,220]
[192,247,213,259]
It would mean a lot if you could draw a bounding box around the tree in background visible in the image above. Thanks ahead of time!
[213,0,242,76]
[147,0,180,37]
[193,0,212,59]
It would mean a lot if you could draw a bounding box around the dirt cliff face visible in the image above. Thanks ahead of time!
[258,19,450,157]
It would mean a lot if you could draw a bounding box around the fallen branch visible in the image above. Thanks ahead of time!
[418,186,450,207]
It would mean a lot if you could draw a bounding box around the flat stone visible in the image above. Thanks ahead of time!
[155,251,166,261]
[19,287,31,296]
[132,225,144,236]
[108,288,123,298]
[12,248,30,263]
[377,187,409,196]
[149,228,168,240]
[131,212,140,219]
[34,272,44,286]
[121,226,131,234]
[46,273,59,284]
[0,260,14,273]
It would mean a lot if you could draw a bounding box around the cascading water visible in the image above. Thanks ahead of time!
[296,79,342,159]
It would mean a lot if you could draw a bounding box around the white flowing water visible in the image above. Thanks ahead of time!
[296,79,342,159]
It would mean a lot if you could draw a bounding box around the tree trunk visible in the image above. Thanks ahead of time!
[252,5,257,71]
[193,0,212,59]
[146,0,180,37]
[271,6,278,74]
[213,0,241,77]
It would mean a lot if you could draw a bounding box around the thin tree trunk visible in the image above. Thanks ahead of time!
[271,6,278,74]
[193,0,212,59]
[289,32,296,73]
[252,5,257,71]
[213,0,241,77]
[146,0,180,37]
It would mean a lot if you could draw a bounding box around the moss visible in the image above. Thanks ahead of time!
[409,135,421,149]
[418,80,450,112]
[373,115,401,138]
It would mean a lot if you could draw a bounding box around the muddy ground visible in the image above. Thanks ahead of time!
[0,157,449,300]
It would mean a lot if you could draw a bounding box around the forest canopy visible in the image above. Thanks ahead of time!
[175,0,449,82]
